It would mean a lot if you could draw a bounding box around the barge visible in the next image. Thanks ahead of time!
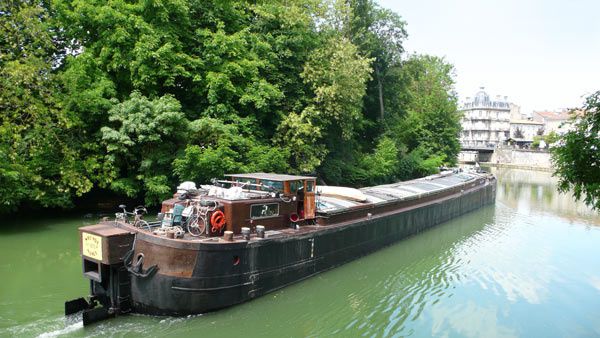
[65,170,496,325]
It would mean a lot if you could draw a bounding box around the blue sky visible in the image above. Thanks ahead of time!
[378,0,600,114]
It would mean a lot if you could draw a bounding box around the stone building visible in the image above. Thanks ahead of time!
[532,110,574,134]
[460,87,511,148]
[509,119,544,143]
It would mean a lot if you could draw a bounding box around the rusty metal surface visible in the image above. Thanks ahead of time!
[79,223,131,237]
[134,239,197,278]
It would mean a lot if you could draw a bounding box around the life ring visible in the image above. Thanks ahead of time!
[210,210,226,233]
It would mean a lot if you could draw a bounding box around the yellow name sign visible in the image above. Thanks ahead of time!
[82,232,103,261]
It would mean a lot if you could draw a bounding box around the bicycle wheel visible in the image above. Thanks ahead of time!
[187,216,206,237]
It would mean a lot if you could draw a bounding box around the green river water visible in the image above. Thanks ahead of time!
[1,168,600,337]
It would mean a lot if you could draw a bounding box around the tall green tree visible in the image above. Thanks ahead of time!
[552,91,600,209]
[391,54,461,167]
[0,0,92,211]
[291,35,373,181]
[100,92,188,204]
[1,0,466,213]
[54,0,320,200]
[346,0,407,122]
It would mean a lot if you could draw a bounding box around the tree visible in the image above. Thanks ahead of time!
[344,0,407,122]
[301,36,373,140]
[173,117,290,184]
[1,0,467,213]
[390,54,461,166]
[101,92,188,204]
[552,91,600,209]
[55,0,319,196]
[0,0,92,212]
[513,127,524,139]
[283,35,372,182]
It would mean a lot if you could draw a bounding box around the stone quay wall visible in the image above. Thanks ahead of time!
[487,148,552,170]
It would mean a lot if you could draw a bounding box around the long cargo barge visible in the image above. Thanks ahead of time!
[66,170,496,325]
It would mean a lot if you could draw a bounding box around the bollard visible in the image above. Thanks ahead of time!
[241,227,251,240]
[256,225,265,238]
[223,231,234,242]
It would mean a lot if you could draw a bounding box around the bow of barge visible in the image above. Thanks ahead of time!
[65,170,496,325]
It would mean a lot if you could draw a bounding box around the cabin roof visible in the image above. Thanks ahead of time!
[226,172,315,181]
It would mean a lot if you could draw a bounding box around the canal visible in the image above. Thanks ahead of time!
[1,168,599,337]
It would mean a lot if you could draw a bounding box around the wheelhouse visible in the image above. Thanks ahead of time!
[226,173,317,222]
[159,173,317,237]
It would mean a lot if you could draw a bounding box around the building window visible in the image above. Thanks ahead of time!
[250,203,279,219]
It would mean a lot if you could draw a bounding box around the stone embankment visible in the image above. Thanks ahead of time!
[484,148,553,171]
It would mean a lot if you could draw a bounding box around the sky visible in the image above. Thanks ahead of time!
[378,0,600,115]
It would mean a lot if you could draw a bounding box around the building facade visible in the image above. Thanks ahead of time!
[460,87,511,148]
[509,119,544,142]
[532,110,574,134]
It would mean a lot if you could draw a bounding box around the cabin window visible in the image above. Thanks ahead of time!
[250,203,280,219]
[290,180,302,194]
[306,180,314,192]
[261,180,283,192]
[236,178,257,188]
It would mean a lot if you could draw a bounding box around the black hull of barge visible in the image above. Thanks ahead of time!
[129,182,495,315]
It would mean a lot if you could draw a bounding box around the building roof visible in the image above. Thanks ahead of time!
[461,87,510,110]
[510,119,544,125]
[533,110,572,121]
[227,173,315,181]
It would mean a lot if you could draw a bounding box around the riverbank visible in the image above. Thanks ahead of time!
[460,147,554,171]
[480,162,554,172]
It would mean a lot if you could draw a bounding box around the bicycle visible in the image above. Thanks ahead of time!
[115,205,151,231]
[185,200,218,237]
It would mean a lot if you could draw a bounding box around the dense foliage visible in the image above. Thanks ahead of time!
[552,91,600,210]
[0,0,462,212]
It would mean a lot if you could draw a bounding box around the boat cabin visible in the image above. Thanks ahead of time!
[161,173,317,236]
[226,173,316,219]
